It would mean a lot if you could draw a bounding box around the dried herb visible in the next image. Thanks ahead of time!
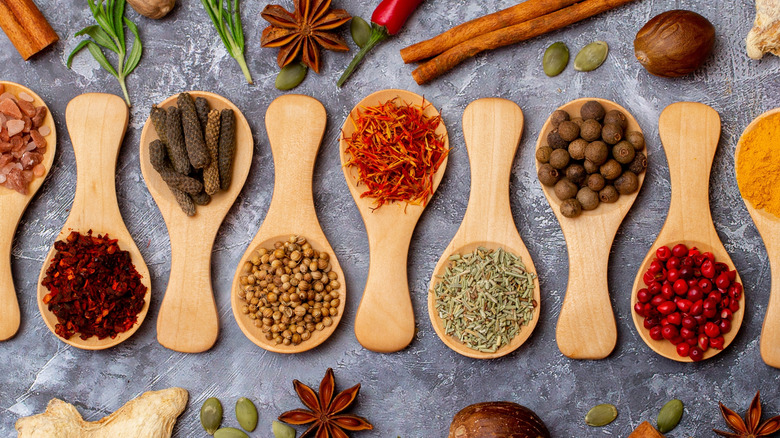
[200,0,252,83]
[433,247,537,353]
[66,0,143,106]
[714,391,780,437]
[279,368,373,438]
[342,97,449,210]
[41,231,147,340]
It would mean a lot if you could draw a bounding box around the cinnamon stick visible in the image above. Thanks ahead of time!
[400,0,581,64]
[411,0,636,85]
[0,0,59,60]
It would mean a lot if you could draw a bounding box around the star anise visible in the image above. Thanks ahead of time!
[279,368,373,438]
[260,0,351,74]
[714,391,780,437]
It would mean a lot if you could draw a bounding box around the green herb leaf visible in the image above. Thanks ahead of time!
[113,0,126,51]
[66,40,92,68]
[75,25,119,53]
[122,17,142,76]
[86,41,118,77]
[199,0,252,83]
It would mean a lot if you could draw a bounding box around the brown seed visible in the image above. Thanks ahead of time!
[536,146,553,163]
[218,109,236,190]
[587,173,606,191]
[558,120,580,142]
[570,117,584,128]
[195,97,210,131]
[613,140,636,164]
[178,92,210,169]
[550,110,570,127]
[577,187,600,210]
[164,107,192,175]
[203,109,221,195]
[599,185,619,203]
[581,100,606,121]
[538,163,561,186]
[547,129,569,149]
[603,109,628,129]
[585,140,609,165]
[561,198,583,218]
[626,131,645,150]
[615,171,639,194]
[554,179,578,200]
[568,138,588,160]
[565,163,587,185]
[628,151,647,174]
[601,123,623,145]
[549,149,571,169]
[600,159,622,180]
[583,159,600,174]
[580,119,602,141]
[150,105,168,145]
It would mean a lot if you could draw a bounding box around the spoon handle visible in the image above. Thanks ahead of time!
[0,224,20,340]
[757,215,780,367]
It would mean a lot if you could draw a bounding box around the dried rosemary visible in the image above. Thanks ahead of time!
[433,247,537,353]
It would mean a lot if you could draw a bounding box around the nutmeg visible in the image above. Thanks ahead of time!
[128,0,175,19]
[634,10,715,77]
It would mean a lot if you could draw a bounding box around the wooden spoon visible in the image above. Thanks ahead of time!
[36,93,150,350]
[631,102,744,362]
[340,89,449,353]
[139,91,253,353]
[428,98,540,359]
[735,108,780,368]
[536,98,645,359]
[0,81,57,341]
[231,95,344,353]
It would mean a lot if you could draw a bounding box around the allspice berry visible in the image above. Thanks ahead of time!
[547,129,569,149]
[615,171,639,194]
[612,140,636,164]
[538,163,561,186]
[549,149,571,169]
[577,187,600,210]
[626,131,645,150]
[566,163,587,185]
[628,151,647,174]
[560,198,583,218]
[568,138,588,160]
[554,179,578,200]
[599,185,619,203]
[581,100,606,121]
[600,159,623,180]
[585,141,609,165]
[558,120,581,142]
[604,109,628,129]
[583,159,600,174]
[570,117,584,128]
[601,123,623,145]
[580,119,602,141]
[550,110,570,127]
[587,173,606,191]
[536,146,553,163]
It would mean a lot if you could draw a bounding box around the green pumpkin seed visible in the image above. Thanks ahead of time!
[657,399,684,433]
[234,397,258,432]
[543,42,569,77]
[275,63,308,91]
[214,427,250,438]
[351,17,371,48]
[273,420,297,438]
[585,403,617,427]
[574,41,609,72]
[200,397,223,435]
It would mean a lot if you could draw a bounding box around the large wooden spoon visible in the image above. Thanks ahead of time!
[735,108,780,368]
[340,89,449,353]
[536,98,645,359]
[428,98,540,359]
[631,102,744,362]
[231,94,345,353]
[36,93,150,350]
[0,81,57,341]
[139,91,253,353]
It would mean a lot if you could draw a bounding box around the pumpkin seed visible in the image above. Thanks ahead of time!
[273,420,297,438]
[214,427,250,438]
[585,403,617,427]
[574,41,609,72]
[657,399,684,433]
[351,17,371,48]
[543,42,569,77]
[234,397,258,432]
[275,63,308,91]
[200,397,223,435]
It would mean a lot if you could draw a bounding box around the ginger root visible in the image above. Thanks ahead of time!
[746,0,780,59]
[15,387,188,438]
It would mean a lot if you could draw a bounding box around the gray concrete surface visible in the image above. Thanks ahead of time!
[1,0,779,436]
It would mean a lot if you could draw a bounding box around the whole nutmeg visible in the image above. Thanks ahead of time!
[634,10,715,77]
[129,0,175,18]
[448,402,551,438]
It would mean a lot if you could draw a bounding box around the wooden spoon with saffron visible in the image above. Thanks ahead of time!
[36,93,151,350]
[340,89,449,353]
[428,98,540,359]
[0,81,57,341]
[735,108,780,368]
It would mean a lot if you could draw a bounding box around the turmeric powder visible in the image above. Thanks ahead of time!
[737,112,780,218]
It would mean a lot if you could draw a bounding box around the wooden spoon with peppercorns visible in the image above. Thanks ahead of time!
[0,81,57,341]
[36,93,151,350]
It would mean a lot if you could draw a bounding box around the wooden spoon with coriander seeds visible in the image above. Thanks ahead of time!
[139,91,253,353]
[630,102,744,362]
[535,98,645,359]
[340,89,449,353]
[428,98,540,359]
[0,81,57,341]
[736,108,780,368]
[230,94,345,353]
[36,93,151,349]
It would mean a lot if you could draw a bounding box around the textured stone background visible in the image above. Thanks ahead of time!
[1,0,779,436]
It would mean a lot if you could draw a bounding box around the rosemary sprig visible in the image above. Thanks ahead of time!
[66,0,143,107]
[200,0,252,84]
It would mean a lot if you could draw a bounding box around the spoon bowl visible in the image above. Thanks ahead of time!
[340,89,449,353]
[535,98,645,359]
[37,93,150,350]
[0,81,57,340]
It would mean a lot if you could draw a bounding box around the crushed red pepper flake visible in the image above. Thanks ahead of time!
[41,230,147,340]
[343,97,449,210]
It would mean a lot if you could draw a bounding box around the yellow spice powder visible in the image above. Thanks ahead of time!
[737,112,780,218]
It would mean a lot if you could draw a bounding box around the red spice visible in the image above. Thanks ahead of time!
[343,97,449,210]
[41,230,147,340]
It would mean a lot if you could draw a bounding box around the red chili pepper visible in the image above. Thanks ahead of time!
[337,0,424,87]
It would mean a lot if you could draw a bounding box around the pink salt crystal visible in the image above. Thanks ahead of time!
[0,99,22,119]
[0,84,4,94]
[0,113,7,126]
[17,99,36,117]
[6,119,24,137]
[5,168,27,195]
[0,174,5,184]
[18,92,34,103]
[37,125,50,136]
[29,130,46,148]
[32,163,45,177]
[0,92,16,102]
